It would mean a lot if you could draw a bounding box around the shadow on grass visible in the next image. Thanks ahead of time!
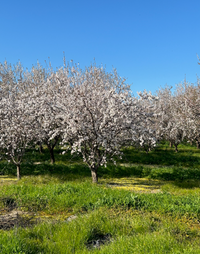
[20,163,91,179]
[2,162,200,183]
[173,180,200,189]
[1,145,200,183]
[23,148,83,164]
[119,146,200,169]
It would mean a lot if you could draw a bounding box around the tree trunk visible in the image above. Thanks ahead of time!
[91,167,98,183]
[45,138,59,164]
[169,142,173,148]
[196,141,200,149]
[174,144,178,153]
[39,143,43,154]
[49,147,55,164]
[17,165,21,180]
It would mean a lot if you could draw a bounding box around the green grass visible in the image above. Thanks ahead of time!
[1,142,200,253]
[1,179,200,217]
[1,208,200,253]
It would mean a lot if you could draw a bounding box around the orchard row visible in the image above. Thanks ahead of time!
[0,60,199,182]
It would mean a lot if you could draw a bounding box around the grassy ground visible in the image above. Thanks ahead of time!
[1,142,200,253]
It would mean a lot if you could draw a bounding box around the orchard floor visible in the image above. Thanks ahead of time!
[1,142,200,253]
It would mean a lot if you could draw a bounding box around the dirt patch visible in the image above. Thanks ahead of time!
[0,209,37,230]
[86,231,112,249]
[0,197,39,230]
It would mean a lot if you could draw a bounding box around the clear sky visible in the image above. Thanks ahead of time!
[0,0,200,95]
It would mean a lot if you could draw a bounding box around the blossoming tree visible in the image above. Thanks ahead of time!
[55,64,157,183]
[0,61,37,179]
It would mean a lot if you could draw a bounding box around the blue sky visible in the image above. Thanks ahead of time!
[0,0,200,95]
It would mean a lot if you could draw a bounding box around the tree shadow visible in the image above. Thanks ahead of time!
[173,180,200,189]
[120,147,200,169]
[1,146,200,183]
